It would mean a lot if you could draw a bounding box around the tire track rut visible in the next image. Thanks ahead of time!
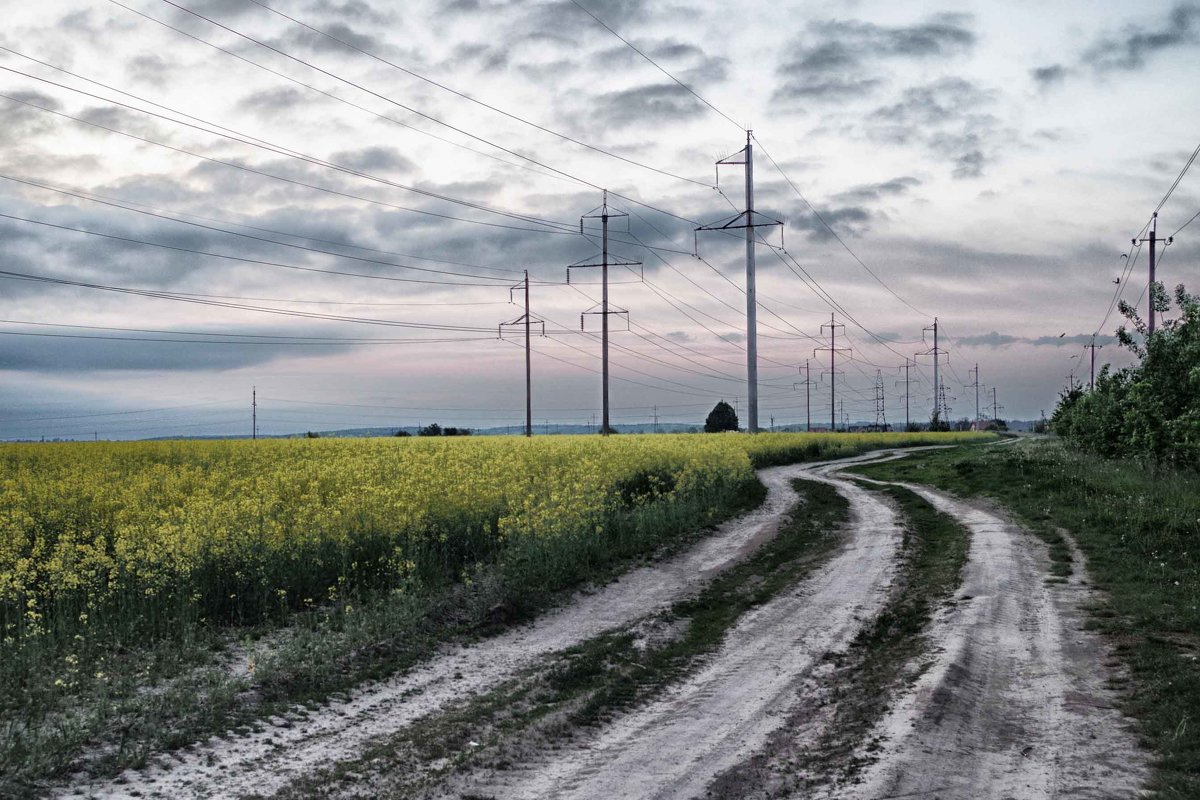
[841,483,1148,800]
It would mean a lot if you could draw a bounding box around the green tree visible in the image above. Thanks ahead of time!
[704,401,739,433]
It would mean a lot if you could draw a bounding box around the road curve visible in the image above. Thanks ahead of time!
[60,453,904,800]
[459,455,907,800]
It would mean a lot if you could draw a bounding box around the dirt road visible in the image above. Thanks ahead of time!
[841,484,1148,799]
[59,448,1148,799]
[458,456,907,799]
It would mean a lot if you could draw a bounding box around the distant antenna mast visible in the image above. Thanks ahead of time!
[252,386,257,440]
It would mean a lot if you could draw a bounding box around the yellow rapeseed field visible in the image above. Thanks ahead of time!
[0,431,988,647]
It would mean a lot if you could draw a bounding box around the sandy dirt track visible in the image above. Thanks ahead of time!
[60,454,888,799]
[457,456,907,799]
[842,483,1148,800]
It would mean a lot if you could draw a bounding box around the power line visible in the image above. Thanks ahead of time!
[0,267,502,332]
[752,133,931,319]
[567,0,743,131]
[1,175,550,283]
[0,66,576,235]
[0,318,495,344]
[1170,207,1200,238]
[0,211,520,289]
[244,0,713,189]
[109,0,732,241]
[1156,138,1200,214]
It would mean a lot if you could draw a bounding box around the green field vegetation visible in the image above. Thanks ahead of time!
[0,431,988,795]
[853,439,1200,798]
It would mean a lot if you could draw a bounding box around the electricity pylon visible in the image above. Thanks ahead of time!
[568,191,639,435]
[815,315,850,432]
[695,130,782,433]
[793,359,814,432]
[873,370,888,432]
[499,270,546,437]
[896,359,918,431]
[918,318,948,425]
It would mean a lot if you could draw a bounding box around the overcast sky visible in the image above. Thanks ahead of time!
[1,0,1198,438]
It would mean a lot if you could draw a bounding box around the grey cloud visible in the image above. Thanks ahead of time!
[181,0,263,19]
[774,16,975,103]
[126,53,175,89]
[1030,63,1068,87]
[304,0,391,25]
[0,328,358,373]
[235,87,321,118]
[868,79,1004,179]
[0,91,64,148]
[330,146,416,175]
[928,132,988,178]
[1083,3,1200,71]
[955,332,1117,348]
[271,22,390,57]
[587,83,703,128]
[787,204,872,243]
[77,105,174,141]
[832,176,921,204]
[872,78,993,127]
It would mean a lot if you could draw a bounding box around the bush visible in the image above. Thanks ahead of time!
[1052,284,1200,467]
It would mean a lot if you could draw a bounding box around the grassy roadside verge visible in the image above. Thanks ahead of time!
[849,439,1200,798]
[272,478,850,799]
[705,482,971,798]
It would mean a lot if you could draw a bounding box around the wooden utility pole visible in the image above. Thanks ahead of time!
[1133,212,1173,335]
[1085,338,1101,390]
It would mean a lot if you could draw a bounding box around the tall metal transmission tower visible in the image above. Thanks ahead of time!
[896,359,917,431]
[815,315,849,431]
[569,191,638,435]
[500,270,545,437]
[793,359,814,432]
[873,370,888,432]
[695,130,782,434]
[918,318,948,424]
[967,363,982,422]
